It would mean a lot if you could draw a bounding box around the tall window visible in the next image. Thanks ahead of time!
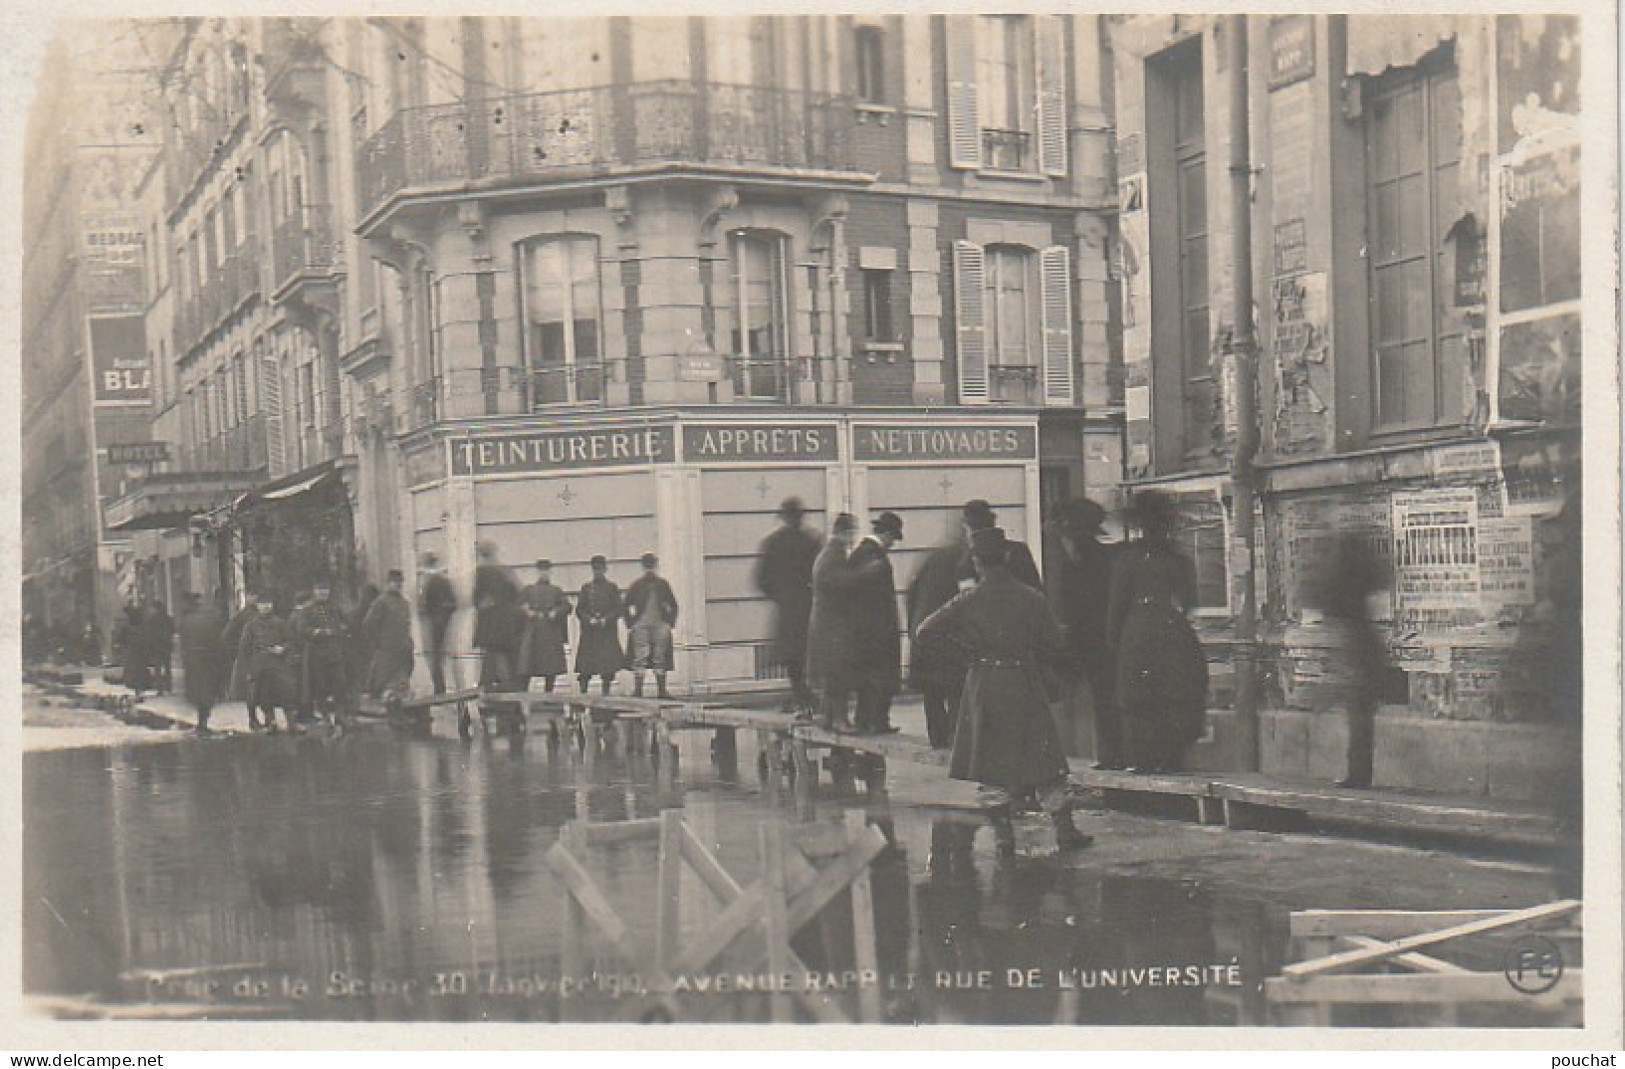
[1367,61,1464,430]
[1173,48,1211,458]
[730,232,790,401]
[861,268,895,344]
[520,236,603,405]
[855,25,885,105]
[984,245,1037,373]
[977,16,1035,169]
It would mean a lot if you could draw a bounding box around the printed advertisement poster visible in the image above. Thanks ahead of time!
[1392,487,1480,614]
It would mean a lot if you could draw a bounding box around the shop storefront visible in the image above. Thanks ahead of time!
[399,409,1042,692]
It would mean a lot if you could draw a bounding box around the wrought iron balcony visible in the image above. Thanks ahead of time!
[356,81,859,221]
[982,127,1033,172]
[270,205,342,297]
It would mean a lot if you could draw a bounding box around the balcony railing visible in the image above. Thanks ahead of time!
[270,205,342,294]
[173,242,261,355]
[184,414,270,475]
[357,81,858,220]
[982,127,1033,172]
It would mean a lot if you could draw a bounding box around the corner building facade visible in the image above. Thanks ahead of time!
[278,15,1118,691]
[1109,15,1587,799]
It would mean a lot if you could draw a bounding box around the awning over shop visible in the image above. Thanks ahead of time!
[104,472,267,532]
[232,459,346,511]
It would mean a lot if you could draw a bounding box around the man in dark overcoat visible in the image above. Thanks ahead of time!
[907,514,972,748]
[625,553,680,699]
[916,527,1092,853]
[753,497,822,715]
[238,596,298,731]
[176,593,227,733]
[848,511,905,735]
[806,513,860,732]
[956,500,1042,590]
[222,593,259,718]
[474,542,524,692]
[145,601,176,693]
[295,580,351,724]
[418,553,458,694]
[1049,498,1121,766]
[575,555,625,695]
[519,559,570,693]
[363,570,415,701]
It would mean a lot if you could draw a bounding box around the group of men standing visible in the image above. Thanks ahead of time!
[460,547,681,701]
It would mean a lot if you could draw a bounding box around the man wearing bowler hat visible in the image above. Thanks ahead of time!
[362,569,416,703]
[575,555,625,695]
[956,499,1042,590]
[625,552,679,699]
[848,511,905,734]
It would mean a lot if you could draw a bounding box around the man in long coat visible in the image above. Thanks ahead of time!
[222,593,259,717]
[295,581,351,724]
[145,601,176,693]
[806,513,860,732]
[474,543,524,692]
[418,553,458,694]
[848,511,905,735]
[624,552,680,699]
[753,497,822,715]
[363,570,415,701]
[956,500,1042,590]
[916,527,1092,853]
[907,515,971,749]
[238,597,299,731]
[575,555,625,695]
[1049,498,1121,765]
[176,593,227,733]
[519,559,570,693]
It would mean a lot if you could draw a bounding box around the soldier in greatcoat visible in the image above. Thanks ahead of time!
[753,497,822,715]
[295,580,351,725]
[574,555,625,695]
[176,592,227,733]
[847,511,905,735]
[238,597,300,732]
[519,559,570,693]
[624,553,679,699]
[363,570,416,702]
[915,527,1093,854]
[806,513,860,732]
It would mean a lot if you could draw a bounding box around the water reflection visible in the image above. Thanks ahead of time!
[26,729,1290,1024]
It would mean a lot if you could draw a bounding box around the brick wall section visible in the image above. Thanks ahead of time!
[845,193,913,406]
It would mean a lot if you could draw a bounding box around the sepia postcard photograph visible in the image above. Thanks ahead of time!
[2,3,1620,1050]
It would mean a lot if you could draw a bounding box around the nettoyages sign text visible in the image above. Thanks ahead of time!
[451,426,675,475]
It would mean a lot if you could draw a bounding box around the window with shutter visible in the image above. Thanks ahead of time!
[945,17,982,169]
[261,353,287,478]
[1040,245,1074,404]
[1035,16,1068,176]
[953,240,989,404]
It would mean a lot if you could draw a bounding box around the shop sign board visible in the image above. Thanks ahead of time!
[450,426,675,476]
[852,423,1036,462]
[682,423,838,463]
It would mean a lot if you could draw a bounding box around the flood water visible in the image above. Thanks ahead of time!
[16,721,1424,1026]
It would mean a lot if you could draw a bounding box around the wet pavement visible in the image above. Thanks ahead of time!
[22,686,1569,1026]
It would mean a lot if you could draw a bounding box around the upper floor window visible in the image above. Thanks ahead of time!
[729,231,791,402]
[952,238,1073,406]
[519,235,603,406]
[1366,58,1464,431]
[945,15,1068,176]
[861,268,896,345]
[855,25,885,105]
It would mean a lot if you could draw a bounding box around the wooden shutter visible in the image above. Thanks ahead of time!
[1040,244,1074,405]
[261,355,287,478]
[953,240,989,404]
[946,16,982,170]
[1035,16,1068,177]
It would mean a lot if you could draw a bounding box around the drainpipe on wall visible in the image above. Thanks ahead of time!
[1227,14,1262,773]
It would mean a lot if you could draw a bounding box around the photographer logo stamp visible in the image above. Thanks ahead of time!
[1503,935,1565,994]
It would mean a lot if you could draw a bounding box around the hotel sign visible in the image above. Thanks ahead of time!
[451,426,674,475]
[853,424,1036,462]
[682,423,837,463]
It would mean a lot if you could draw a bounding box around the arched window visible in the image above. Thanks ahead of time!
[519,235,604,406]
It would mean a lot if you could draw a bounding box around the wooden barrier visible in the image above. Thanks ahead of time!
[544,808,890,1023]
[1265,900,1583,1026]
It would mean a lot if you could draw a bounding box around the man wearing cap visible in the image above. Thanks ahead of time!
[363,570,416,703]
[625,553,680,699]
[575,556,625,696]
[1049,498,1122,767]
[754,497,822,715]
[418,553,458,694]
[956,500,1042,591]
[807,513,861,732]
[177,591,227,734]
[239,594,299,732]
[519,560,570,694]
[296,580,351,725]
[847,511,905,735]
[916,526,1093,853]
